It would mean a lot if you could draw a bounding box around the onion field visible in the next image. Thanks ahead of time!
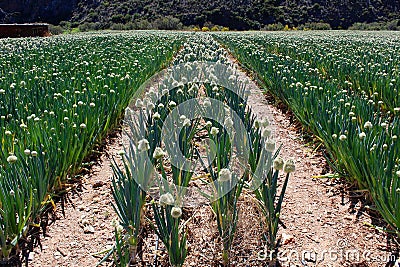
[0,31,399,266]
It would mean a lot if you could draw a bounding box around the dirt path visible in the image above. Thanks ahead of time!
[31,45,396,267]
[31,132,123,267]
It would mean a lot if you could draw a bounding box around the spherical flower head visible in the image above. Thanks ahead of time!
[116,225,124,234]
[180,115,187,122]
[359,132,366,140]
[24,149,31,156]
[205,121,212,128]
[183,118,191,127]
[273,157,284,171]
[339,135,347,141]
[153,147,166,160]
[7,155,17,163]
[265,140,276,152]
[135,99,143,108]
[138,139,150,152]
[152,112,161,121]
[392,135,398,141]
[80,123,87,129]
[159,192,175,206]
[89,102,95,108]
[171,206,182,219]
[5,130,12,136]
[224,117,234,129]
[147,103,155,111]
[364,121,373,129]
[396,170,400,177]
[211,127,219,136]
[283,158,296,173]
[118,150,125,156]
[332,134,337,139]
[218,168,232,182]
[168,101,176,108]
[31,151,38,157]
[261,118,270,127]
[262,128,272,138]
[162,89,169,96]
[383,144,388,150]
[158,103,164,109]
[203,99,211,108]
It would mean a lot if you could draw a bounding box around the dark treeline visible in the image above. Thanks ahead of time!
[1,0,400,30]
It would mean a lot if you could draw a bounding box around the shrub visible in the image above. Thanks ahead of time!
[133,19,152,30]
[48,24,64,35]
[298,22,332,30]
[349,20,400,31]
[110,23,125,31]
[152,16,183,30]
[263,23,284,31]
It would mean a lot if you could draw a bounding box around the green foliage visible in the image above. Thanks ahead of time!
[152,16,183,30]
[48,24,64,35]
[297,22,332,30]
[349,20,400,30]
[263,23,285,31]
[216,31,400,236]
[0,31,185,264]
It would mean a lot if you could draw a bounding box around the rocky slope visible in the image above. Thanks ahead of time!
[0,0,399,29]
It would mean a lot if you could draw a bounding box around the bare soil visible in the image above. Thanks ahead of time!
[31,53,399,267]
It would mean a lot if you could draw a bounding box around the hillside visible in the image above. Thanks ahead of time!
[0,0,400,29]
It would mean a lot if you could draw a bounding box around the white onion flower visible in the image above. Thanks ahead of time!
[159,193,174,206]
[183,118,191,127]
[153,147,166,160]
[168,101,176,108]
[339,135,347,141]
[283,159,296,173]
[219,168,232,182]
[364,121,373,129]
[265,140,276,152]
[5,130,12,136]
[171,207,182,218]
[211,127,219,136]
[180,115,187,122]
[80,123,87,129]
[24,149,31,156]
[152,112,161,120]
[359,132,366,140]
[89,102,95,108]
[396,171,400,177]
[261,118,270,127]
[224,117,234,129]
[31,151,38,157]
[262,128,272,138]
[203,99,211,108]
[273,157,284,171]
[138,139,150,152]
[7,155,17,163]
